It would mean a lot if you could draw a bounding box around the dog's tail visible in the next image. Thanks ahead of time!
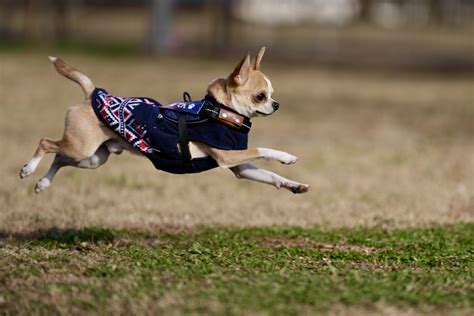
[48,56,95,99]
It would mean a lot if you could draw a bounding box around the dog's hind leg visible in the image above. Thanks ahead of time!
[103,140,123,155]
[75,145,111,169]
[20,138,60,179]
[34,145,111,193]
[34,155,69,193]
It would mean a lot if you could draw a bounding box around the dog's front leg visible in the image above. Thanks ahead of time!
[206,147,298,168]
[230,163,309,194]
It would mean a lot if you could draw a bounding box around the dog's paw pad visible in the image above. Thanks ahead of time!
[34,178,50,193]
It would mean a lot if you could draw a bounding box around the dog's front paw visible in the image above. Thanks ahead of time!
[34,178,50,193]
[259,148,297,165]
[19,164,34,179]
[278,152,298,165]
[284,182,309,194]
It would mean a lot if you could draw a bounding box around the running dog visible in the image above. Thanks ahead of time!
[20,48,309,194]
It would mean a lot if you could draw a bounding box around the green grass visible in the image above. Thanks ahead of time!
[0,39,139,58]
[1,224,473,315]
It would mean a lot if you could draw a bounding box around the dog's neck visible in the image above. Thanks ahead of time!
[207,78,230,107]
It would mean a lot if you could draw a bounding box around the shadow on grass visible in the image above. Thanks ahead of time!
[0,227,146,245]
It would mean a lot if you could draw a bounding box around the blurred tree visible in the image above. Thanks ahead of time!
[359,0,374,21]
[430,0,444,23]
[211,0,233,54]
[148,0,175,53]
[0,0,15,38]
[53,0,71,41]
[16,0,72,42]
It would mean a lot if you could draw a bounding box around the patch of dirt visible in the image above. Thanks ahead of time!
[343,261,423,272]
[253,236,377,254]
[328,303,473,316]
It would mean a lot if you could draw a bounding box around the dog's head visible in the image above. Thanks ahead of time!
[208,47,279,118]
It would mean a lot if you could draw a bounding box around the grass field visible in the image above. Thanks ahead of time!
[1,224,473,315]
[0,51,473,314]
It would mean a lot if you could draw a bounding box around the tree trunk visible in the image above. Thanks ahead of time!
[148,0,175,54]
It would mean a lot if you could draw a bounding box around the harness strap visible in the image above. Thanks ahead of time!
[178,113,193,166]
[160,93,252,134]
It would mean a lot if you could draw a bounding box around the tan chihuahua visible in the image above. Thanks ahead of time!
[20,48,309,194]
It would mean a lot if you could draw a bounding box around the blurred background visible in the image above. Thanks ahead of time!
[1,0,473,72]
[0,1,473,230]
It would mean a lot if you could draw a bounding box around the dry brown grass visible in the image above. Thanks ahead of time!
[0,52,473,234]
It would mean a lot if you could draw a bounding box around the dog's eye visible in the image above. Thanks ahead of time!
[255,93,266,102]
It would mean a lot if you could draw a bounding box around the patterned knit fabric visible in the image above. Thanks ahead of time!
[91,88,156,154]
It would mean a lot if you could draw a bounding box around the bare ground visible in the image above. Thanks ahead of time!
[0,52,473,234]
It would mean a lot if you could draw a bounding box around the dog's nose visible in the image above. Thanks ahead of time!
[272,101,280,111]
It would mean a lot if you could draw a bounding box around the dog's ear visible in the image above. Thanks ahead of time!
[253,47,266,70]
[229,52,251,86]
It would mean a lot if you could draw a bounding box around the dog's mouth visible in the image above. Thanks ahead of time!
[255,110,272,117]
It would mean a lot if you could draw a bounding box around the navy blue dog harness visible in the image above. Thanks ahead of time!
[91,88,251,174]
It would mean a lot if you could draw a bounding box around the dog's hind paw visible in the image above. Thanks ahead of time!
[19,164,34,179]
[34,178,50,193]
